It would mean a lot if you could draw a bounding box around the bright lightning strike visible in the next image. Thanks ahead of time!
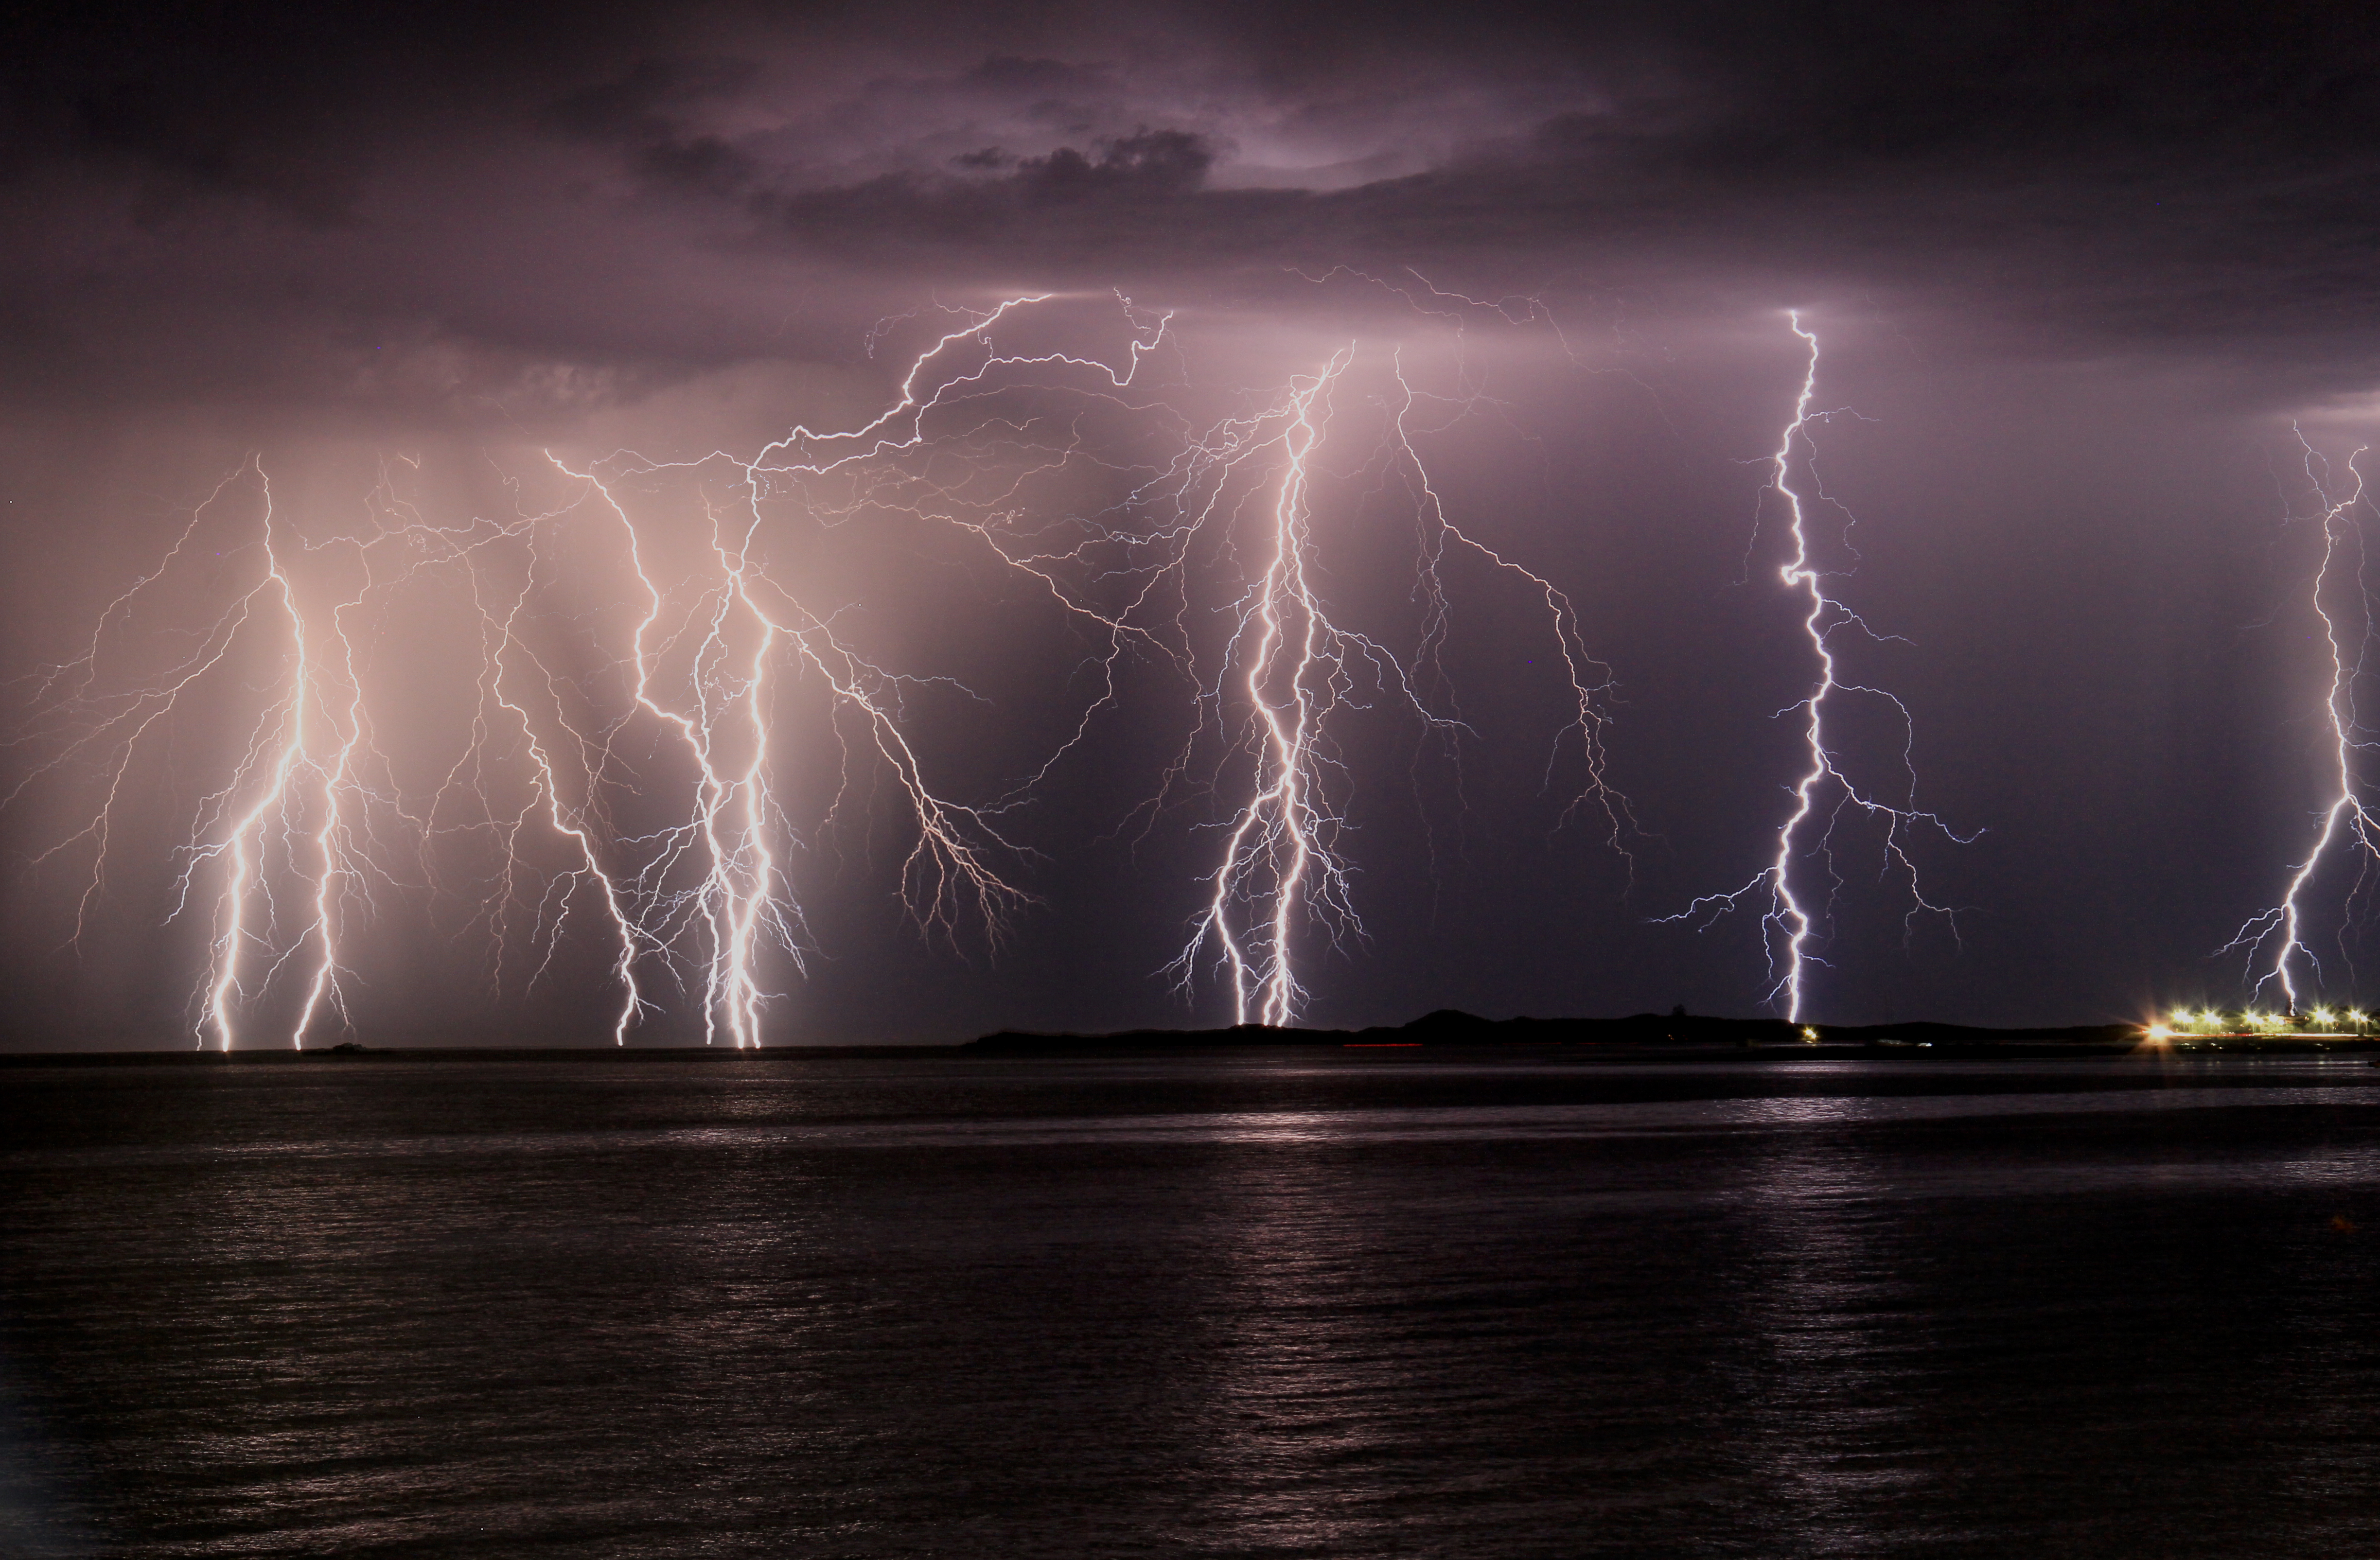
[1152,333,1630,1027]
[12,462,378,1049]
[1169,350,1360,1026]
[10,293,1628,1045]
[1661,313,1970,1021]
[2220,428,2380,1015]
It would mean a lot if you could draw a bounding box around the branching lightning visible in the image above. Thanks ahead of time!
[35,293,2380,1044]
[1660,313,1969,1021]
[1152,335,1628,1026]
[10,294,1627,1044]
[2220,429,2380,1013]
[1167,350,1361,1026]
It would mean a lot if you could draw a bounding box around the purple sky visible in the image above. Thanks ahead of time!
[6,2,2380,1045]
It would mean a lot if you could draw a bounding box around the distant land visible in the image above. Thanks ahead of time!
[21,1009,2380,1063]
[962,1009,2149,1054]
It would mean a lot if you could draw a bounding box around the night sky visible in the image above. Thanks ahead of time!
[6,1,2380,1046]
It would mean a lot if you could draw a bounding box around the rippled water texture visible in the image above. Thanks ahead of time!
[4,1050,2379,1558]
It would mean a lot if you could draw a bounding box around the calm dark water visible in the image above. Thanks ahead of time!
[4,1049,2379,1558]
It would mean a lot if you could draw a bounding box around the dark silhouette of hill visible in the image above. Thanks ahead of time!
[962,1008,2142,1054]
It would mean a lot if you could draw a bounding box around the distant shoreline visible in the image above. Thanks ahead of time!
[961,1009,2145,1054]
[0,1008,2268,1064]
[18,1006,2380,1065]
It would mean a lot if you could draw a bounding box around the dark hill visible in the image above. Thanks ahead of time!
[962,1009,2140,1054]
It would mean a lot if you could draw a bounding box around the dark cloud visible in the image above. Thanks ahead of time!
[547,57,763,145]
[0,0,2365,411]
[1,1,659,218]
[747,128,1223,259]
[993,129,1215,197]
[960,54,1113,96]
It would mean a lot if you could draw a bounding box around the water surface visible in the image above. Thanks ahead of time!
[3,1050,2377,1557]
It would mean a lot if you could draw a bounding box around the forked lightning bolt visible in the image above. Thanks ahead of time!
[1154,337,1628,1026]
[194,470,345,1051]
[10,295,1627,1043]
[1171,350,1358,1026]
[2220,429,2379,1013]
[1661,313,1968,1021]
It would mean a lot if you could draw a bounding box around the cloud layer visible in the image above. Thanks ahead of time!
[4,1,2377,420]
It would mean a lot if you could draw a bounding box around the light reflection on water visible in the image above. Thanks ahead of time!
[1,1055,2378,1557]
[9,1081,2371,1167]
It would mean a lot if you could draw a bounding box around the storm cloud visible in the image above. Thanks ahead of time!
[4,1,2378,417]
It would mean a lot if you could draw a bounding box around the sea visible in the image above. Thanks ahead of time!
[3,1048,2378,1558]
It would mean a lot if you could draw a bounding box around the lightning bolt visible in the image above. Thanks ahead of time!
[2219,429,2378,1014]
[11,293,1631,1045]
[146,465,364,1050]
[1168,350,1358,1026]
[553,293,1149,1044]
[471,524,652,1045]
[1661,313,1969,1021]
[1385,349,1627,852]
[194,471,320,1048]
[1157,342,1629,1026]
